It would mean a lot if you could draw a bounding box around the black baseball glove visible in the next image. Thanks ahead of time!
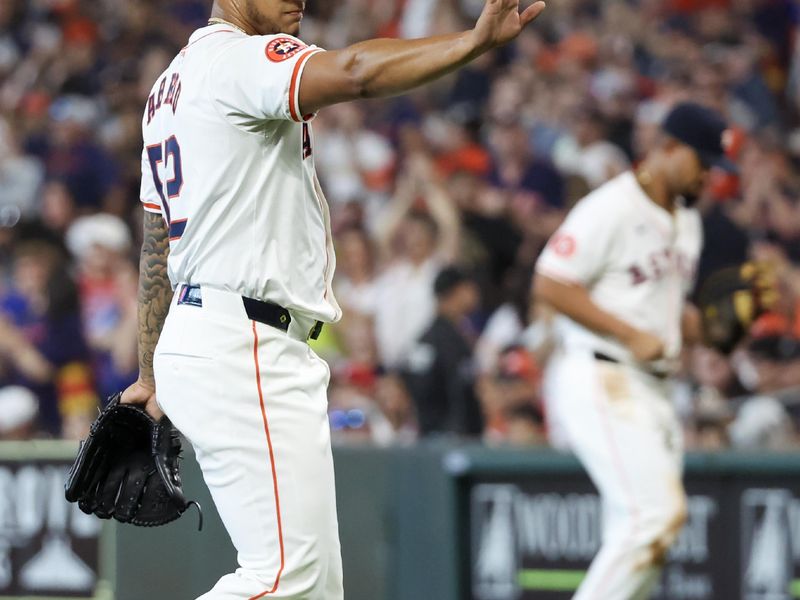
[696,262,778,354]
[65,393,202,529]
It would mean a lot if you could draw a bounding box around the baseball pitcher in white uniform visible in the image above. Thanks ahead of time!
[534,102,737,600]
[119,0,546,598]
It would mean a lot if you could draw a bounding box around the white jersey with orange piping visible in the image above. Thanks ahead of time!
[139,23,340,323]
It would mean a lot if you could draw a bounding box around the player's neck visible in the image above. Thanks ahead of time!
[208,16,250,35]
[635,167,675,215]
[209,6,257,36]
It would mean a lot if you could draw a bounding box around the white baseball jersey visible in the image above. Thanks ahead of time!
[535,171,703,366]
[139,23,341,323]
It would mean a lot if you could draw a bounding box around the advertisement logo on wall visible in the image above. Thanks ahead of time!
[740,489,796,600]
[472,484,520,600]
[0,459,103,597]
[471,482,719,600]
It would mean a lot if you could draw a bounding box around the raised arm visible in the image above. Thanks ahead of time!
[299,0,545,114]
[120,212,173,418]
[416,163,461,263]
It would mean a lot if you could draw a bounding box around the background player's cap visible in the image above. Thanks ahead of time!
[661,102,738,173]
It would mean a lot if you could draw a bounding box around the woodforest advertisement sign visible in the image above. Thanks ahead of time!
[470,477,800,600]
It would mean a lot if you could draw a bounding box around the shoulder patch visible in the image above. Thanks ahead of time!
[265,37,306,62]
[549,232,576,258]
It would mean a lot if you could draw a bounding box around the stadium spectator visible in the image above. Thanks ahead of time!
[682,345,743,449]
[478,345,545,446]
[39,179,78,237]
[0,239,95,438]
[0,117,43,217]
[553,106,630,189]
[405,266,483,437]
[475,265,537,374]
[0,0,798,446]
[314,102,396,209]
[728,335,800,449]
[42,96,121,213]
[65,214,137,402]
[333,224,380,319]
[373,371,418,445]
[372,155,460,368]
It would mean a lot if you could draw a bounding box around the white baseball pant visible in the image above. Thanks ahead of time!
[543,348,687,600]
[154,286,343,600]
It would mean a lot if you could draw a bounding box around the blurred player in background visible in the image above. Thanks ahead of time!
[533,102,735,600]
[120,0,546,598]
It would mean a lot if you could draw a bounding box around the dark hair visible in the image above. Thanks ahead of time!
[46,268,80,320]
[12,238,79,320]
[434,266,472,298]
[747,336,800,363]
[502,264,535,322]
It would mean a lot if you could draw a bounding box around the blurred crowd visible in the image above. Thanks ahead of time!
[0,0,799,451]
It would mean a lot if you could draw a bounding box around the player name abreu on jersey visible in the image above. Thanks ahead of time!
[147,72,182,124]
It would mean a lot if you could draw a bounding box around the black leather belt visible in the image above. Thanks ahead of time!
[593,351,621,364]
[593,351,668,380]
[178,285,323,340]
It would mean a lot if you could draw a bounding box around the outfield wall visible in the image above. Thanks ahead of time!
[2,442,800,600]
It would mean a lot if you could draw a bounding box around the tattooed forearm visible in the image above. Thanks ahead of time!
[137,212,173,386]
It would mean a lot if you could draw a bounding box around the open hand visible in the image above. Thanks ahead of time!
[471,0,546,51]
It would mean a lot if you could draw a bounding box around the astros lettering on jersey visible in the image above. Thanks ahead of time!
[536,171,702,366]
